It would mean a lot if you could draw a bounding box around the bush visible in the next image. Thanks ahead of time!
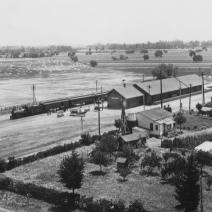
[90,60,98,67]
[193,54,203,62]
[125,50,135,54]
[140,49,148,54]
[154,50,163,57]
[0,174,10,189]
[128,199,146,212]
[143,54,149,60]
[80,133,93,146]
[0,158,7,172]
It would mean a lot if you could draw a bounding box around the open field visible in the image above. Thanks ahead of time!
[4,143,212,212]
[1,49,212,107]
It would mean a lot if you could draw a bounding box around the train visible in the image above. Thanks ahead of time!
[10,91,108,119]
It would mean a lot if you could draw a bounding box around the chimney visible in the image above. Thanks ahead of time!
[122,79,126,88]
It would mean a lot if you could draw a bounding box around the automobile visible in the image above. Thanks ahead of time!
[57,110,64,118]
[70,107,88,116]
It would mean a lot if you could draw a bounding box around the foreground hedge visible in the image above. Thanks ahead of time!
[0,174,147,212]
[161,133,212,149]
[0,133,102,172]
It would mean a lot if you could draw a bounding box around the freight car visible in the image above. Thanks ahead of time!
[10,91,108,119]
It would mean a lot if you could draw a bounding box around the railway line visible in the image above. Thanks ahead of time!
[10,91,108,119]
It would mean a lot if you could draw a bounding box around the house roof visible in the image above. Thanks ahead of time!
[109,85,143,99]
[134,74,202,96]
[121,133,141,142]
[137,108,172,121]
[116,157,127,163]
[195,141,212,152]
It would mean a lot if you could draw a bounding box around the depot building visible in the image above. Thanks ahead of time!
[107,85,143,109]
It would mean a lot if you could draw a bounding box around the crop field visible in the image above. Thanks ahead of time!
[5,144,212,212]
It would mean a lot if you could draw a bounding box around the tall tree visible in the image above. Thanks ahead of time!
[152,64,178,79]
[175,155,200,212]
[58,151,84,195]
[173,112,187,132]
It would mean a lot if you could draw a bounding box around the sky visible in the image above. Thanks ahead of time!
[0,0,212,46]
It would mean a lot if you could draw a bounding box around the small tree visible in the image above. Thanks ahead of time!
[143,54,149,60]
[173,112,186,132]
[193,54,203,62]
[90,60,98,67]
[141,150,161,175]
[91,149,109,172]
[174,155,200,212]
[119,167,130,181]
[114,119,121,132]
[196,102,202,113]
[58,151,84,195]
[0,158,7,172]
[154,50,163,57]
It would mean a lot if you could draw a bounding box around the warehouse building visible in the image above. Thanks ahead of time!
[133,74,202,105]
[107,85,143,109]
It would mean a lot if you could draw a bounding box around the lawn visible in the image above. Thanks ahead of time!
[4,143,212,212]
[180,113,212,131]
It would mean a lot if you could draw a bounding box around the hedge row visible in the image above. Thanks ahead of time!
[0,133,100,173]
[161,133,212,149]
[0,174,147,212]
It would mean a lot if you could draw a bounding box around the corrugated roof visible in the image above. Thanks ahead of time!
[134,74,202,95]
[109,85,143,99]
[195,141,212,152]
[137,108,172,121]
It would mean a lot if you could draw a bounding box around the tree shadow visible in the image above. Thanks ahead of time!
[89,170,106,176]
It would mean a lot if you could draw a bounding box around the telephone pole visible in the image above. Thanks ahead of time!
[179,81,182,111]
[160,70,163,108]
[202,72,205,105]
[189,84,192,114]
[97,98,101,136]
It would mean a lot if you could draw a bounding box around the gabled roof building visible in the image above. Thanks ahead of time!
[107,85,143,109]
[133,74,202,105]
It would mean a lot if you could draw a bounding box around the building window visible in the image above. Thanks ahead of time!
[155,125,158,131]
[150,123,153,131]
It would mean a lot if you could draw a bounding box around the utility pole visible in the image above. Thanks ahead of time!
[189,84,192,114]
[97,97,101,136]
[96,80,98,93]
[80,115,84,134]
[101,86,103,110]
[179,81,182,111]
[143,74,144,82]
[32,84,37,105]
[202,72,205,105]
[160,70,163,108]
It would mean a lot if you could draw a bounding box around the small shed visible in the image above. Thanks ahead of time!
[116,157,128,170]
[120,133,143,148]
[107,85,143,109]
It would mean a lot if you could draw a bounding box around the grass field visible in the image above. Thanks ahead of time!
[4,144,212,212]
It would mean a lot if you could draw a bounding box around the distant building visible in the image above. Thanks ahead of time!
[136,108,175,137]
[133,74,202,105]
[107,85,143,109]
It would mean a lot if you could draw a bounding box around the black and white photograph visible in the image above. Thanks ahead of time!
[0,0,212,211]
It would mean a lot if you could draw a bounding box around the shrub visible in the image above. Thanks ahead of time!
[119,167,130,181]
[141,150,161,175]
[80,133,93,146]
[90,60,98,67]
[0,158,7,173]
[193,54,203,62]
[140,49,148,54]
[143,54,149,60]
[125,50,135,54]
[154,50,163,57]
[128,199,146,212]
[0,174,10,189]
